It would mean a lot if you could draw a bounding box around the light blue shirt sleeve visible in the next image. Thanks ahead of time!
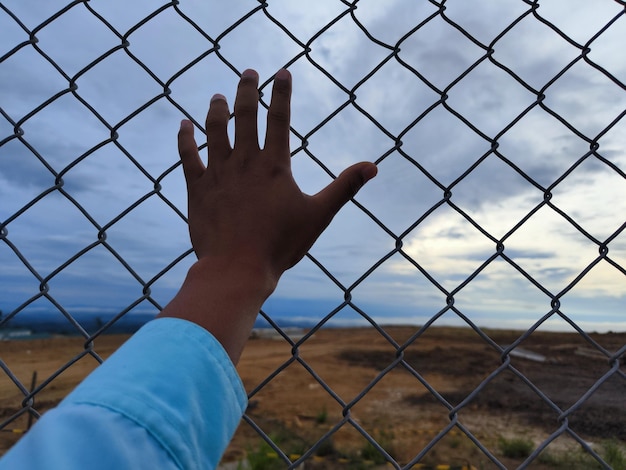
[0,317,248,470]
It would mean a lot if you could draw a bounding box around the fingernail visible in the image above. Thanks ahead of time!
[242,69,258,80]
[275,69,290,81]
[211,93,227,103]
[180,119,192,130]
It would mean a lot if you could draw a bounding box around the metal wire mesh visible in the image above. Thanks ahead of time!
[1,0,625,468]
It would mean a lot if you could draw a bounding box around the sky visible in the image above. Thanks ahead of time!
[0,0,625,334]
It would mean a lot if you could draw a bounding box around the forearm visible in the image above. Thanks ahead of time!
[0,318,248,470]
[157,256,277,364]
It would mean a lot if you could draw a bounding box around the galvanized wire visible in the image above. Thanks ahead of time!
[1,0,625,469]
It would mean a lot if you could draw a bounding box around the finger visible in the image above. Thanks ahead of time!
[264,69,292,158]
[205,93,232,164]
[233,69,260,152]
[314,162,378,219]
[178,120,204,183]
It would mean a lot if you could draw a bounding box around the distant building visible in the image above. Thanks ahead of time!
[0,328,33,341]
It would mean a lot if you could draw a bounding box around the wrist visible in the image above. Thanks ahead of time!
[156,254,277,364]
[191,255,278,300]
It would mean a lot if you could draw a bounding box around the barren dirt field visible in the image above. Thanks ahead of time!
[1,326,625,469]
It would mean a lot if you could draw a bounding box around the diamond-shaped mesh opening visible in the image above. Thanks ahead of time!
[2,192,96,276]
[44,245,145,322]
[33,4,119,78]
[453,258,551,331]
[446,60,538,137]
[401,205,496,293]
[542,60,626,138]
[537,433,614,469]
[0,243,42,312]
[269,254,347,310]
[496,106,592,188]
[353,1,437,46]
[84,2,159,34]
[74,51,163,125]
[18,94,111,168]
[308,201,394,288]
[550,157,626,240]
[560,261,626,328]
[587,15,626,85]
[0,8,25,49]
[306,102,393,173]
[266,0,347,43]
[565,369,626,440]
[400,105,491,185]
[442,1,530,46]
[355,152,443,234]
[1,47,69,120]
[305,12,393,90]
[451,155,544,234]
[398,13,486,91]
[491,13,581,90]
[167,54,235,123]
[113,110,181,178]
[504,204,603,294]
[0,140,56,217]
[355,59,440,136]
[534,0,624,45]
[1,2,625,468]
[124,9,211,82]
[599,115,626,166]
[59,145,156,224]
[350,253,447,319]
[101,195,189,281]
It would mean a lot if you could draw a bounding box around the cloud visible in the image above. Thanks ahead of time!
[384,169,626,328]
[1,1,624,332]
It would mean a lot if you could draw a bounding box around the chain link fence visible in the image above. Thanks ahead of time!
[1,0,625,468]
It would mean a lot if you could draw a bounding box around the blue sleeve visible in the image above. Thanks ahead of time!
[0,318,248,470]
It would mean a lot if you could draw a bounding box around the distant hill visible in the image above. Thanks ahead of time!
[0,310,156,336]
[0,309,328,337]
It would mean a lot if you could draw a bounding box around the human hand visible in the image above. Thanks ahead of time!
[178,68,377,287]
[160,68,376,362]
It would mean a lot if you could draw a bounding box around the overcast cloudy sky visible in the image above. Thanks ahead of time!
[1,0,625,334]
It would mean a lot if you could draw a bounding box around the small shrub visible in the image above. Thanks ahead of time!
[315,406,328,424]
[449,436,462,449]
[498,436,534,459]
[537,451,560,466]
[360,440,387,465]
[537,444,620,470]
[245,438,283,470]
[360,429,396,465]
[314,437,337,457]
[601,439,626,470]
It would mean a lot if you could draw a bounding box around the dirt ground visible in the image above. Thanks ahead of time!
[1,326,625,469]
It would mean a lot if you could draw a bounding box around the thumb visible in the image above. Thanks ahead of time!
[315,162,377,217]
